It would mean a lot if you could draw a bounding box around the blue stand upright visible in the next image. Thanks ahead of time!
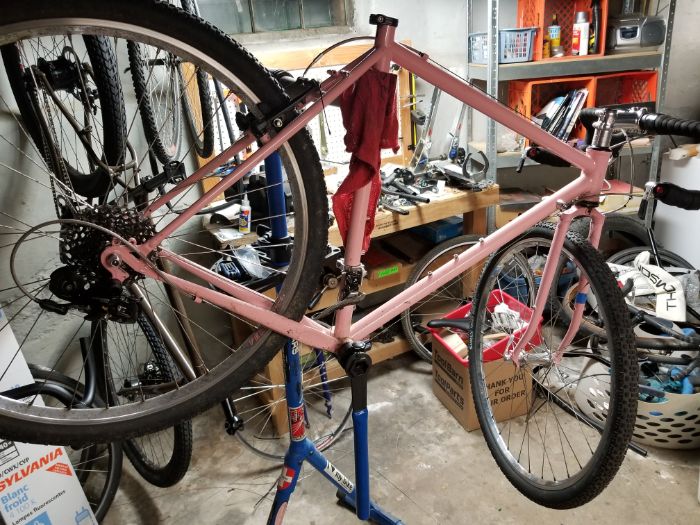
[265,340,403,525]
[261,152,402,524]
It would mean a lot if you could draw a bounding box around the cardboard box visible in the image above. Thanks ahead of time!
[431,332,532,431]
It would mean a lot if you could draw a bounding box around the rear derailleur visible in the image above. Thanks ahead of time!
[44,266,139,323]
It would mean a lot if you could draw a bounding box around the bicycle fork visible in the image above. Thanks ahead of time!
[509,205,606,365]
[266,339,403,525]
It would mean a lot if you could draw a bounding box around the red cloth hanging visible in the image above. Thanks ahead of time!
[332,69,399,252]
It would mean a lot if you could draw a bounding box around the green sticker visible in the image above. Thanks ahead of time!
[376,265,399,278]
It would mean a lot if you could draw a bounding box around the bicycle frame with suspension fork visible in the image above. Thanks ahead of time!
[103,14,612,365]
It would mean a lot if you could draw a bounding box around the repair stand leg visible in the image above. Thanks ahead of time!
[266,339,403,524]
[334,341,403,524]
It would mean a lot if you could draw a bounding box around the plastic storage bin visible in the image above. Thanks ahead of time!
[469,27,538,64]
[410,216,463,244]
[429,289,542,363]
[576,360,700,450]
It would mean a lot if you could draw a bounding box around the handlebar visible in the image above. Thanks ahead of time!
[521,107,700,171]
[653,182,700,211]
[639,113,700,138]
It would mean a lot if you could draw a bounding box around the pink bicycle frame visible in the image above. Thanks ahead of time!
[103,21,612,355]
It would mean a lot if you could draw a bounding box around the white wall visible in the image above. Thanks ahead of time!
[654,156,700,268]
[355,1,469,157]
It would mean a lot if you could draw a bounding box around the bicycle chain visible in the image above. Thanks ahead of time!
[37,84,73,216]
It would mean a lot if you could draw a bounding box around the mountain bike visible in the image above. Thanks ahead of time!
[3,1,698,516]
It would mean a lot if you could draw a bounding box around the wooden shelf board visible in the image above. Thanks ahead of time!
[328,185,499,246]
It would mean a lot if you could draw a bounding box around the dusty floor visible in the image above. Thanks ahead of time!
[103,354,700,525]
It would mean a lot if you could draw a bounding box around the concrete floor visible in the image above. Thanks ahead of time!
[103,354,700,525]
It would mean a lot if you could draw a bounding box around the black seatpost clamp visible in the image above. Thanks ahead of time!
[369,14,399,27]
[337,340,373,411]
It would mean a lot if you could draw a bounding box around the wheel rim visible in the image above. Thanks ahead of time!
[234,347,352,460]
[401,237,480,361]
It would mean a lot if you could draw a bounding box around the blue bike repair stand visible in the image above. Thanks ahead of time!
[261,153,402,524]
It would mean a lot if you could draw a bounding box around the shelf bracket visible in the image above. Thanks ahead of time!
[485,0,499,233]
[648,0,676,185]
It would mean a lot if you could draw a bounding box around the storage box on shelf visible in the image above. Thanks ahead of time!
[594,70,658,107]
[508,75,596,141]
[469,27,538,64]
[517,0,609,61]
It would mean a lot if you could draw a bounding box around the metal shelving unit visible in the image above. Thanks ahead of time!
[466,0,677,232]
[467,50,662,81]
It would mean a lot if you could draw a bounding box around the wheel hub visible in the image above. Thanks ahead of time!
[45,205,155,320]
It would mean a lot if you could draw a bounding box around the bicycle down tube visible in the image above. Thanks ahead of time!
[104,17,612,353]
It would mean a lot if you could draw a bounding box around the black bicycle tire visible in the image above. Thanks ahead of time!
[26,367,123,522]
[468,224,637,509]
[1,35,127,199]
[607,245,694,269]
[0,0,327,446]
[400,234,481,362]
[178,0,215,159]
[96,312,193,488]
[181,67,215,158]
[127,40,182,164]
[569,213,650,258]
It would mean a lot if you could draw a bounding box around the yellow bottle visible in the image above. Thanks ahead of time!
[548,14,561,48]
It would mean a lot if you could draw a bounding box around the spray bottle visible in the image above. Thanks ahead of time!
[572,11,590,56]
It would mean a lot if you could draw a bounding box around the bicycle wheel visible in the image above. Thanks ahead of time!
[94,311,193,488]
[468,224,637,509]
[127,40,182,164]
[400,235,483,361]
[1,34,127,199]
[233,345,352,461]
[25,367,122,522]
[0,0,326,445]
